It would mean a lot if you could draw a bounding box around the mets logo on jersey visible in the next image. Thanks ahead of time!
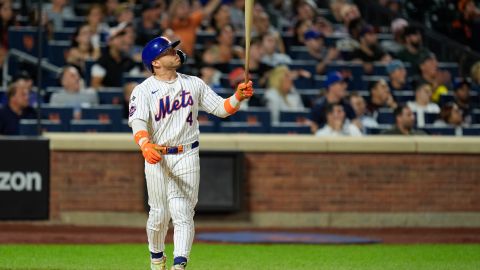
[155,90,194,121]
[129,104,137,117]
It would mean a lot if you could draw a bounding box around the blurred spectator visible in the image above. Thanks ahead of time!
[471,61,480,92]
[263,65,305,124]
[339,3,361,32]
[113,3,135,26]
[313,16,335,37]
[252,11,285,54]
[415,53,450,103]
[367,79,397,117]
[263,0,291,31]
[315,103,362,137]
[123,81,138,118]
[294,0,317,23]
[310,71,356,131]
[433,103,467,134]
[246,37,273,88]
[382,105,427,135]
[453,78,475,125]
[260,32,292,66]
[202,24,244,69]
[407,83,440,127]
[124,23,143,64]
[90,23,139,88]
[200,64,222,93]
[206,3,231,32]
[387,60,411,91]
[12,71,37,107]
[396,26,432,74]
[167,0,221,56]
[229,0,244,31]
[381,18,408,54]
[351,24,391,74]
[42,0,75,31]
[0,0,15,49]
[329,0,349,23]
[451,0,480,52]
[87,4,110,50]
[0,81,37,135]
[292,19,313,46]
[66,24,101,73]
[303,30,339,74]
[105,0,119,25]
[349,92,378,132]
[50,66,99,119]
[135,2,164,46]
[335,17,364,59]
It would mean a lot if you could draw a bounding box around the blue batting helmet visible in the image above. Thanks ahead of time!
[142,36,185,72]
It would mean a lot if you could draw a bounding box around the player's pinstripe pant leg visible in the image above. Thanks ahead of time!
[166,147,200,259]
[145,161,171,254]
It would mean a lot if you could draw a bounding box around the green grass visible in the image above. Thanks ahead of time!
[0,244,479,270]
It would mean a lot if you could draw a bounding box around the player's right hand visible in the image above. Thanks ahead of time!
[140,142,163,164]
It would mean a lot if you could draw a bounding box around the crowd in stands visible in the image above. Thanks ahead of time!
[0,0,479,136]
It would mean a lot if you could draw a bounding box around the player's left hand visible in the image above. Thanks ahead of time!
[235,80,254,101]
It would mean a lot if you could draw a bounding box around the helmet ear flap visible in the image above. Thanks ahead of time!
[176,50,187,64]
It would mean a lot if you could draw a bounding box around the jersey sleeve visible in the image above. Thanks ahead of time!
[197,77,226,114]
[128,85,149,126]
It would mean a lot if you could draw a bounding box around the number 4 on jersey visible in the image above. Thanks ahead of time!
[186,112,193,126]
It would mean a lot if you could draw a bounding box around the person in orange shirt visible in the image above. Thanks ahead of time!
[166,0,221,56]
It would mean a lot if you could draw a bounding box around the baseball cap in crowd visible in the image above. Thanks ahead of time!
[386,60,405,74]
[453,78,471,91]
[359,24,375,38]
[304,29,323,40]
[107,22,128,41]
[324,71,346,88]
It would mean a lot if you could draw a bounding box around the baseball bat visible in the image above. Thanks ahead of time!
[244,0,254,83]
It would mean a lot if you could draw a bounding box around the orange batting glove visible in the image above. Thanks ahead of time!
[235,80,254,101]
[135,130,163,164]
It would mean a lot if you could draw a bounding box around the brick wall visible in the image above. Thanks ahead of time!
[244,153,480,212]
[50,152,146,219]
[50,151,480,220]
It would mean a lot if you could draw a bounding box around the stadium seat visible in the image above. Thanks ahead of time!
[270,123,311,134]
[439,93,455,106]
[41,105,74,131]
[121,119,131,132]
[326,62,363,90]
[424,112,439,125]
[48,40,70,66]
[289,46,311,60]
[377,108,395,124]
[52,28,76,41]
[228,107,271,130]
[462,126,480,136]
[199,122,217,133]
[422,126,456,136]
[219,122,267,133]
[70,119,113,132]
[81,105,123,131]
[472,109,480,124]
[279,109,311,123]
[98,88,124,105]
[8,27,47,57]
[198,110,221,131]
[393,91,415,103]
[289,60,317,74]
[365,125,391,135]
[123,74,147,84]
[63,17,86,29]
[19,119,65,135]
[438,62,459,77]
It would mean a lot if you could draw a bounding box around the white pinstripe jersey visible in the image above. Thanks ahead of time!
[128,73,224,146]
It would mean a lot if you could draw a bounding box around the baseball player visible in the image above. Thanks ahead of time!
[128,36,253,270]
